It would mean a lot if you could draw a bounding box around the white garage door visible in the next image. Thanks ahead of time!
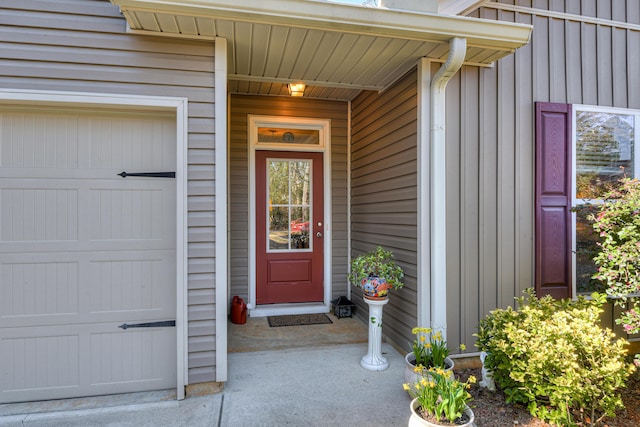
[0,106,177,403]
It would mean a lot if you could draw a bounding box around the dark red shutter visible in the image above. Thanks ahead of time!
[535,102,572,299]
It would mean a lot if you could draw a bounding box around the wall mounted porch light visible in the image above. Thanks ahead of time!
[288,83,306,97]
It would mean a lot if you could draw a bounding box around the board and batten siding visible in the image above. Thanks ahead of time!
[439,0,640,351]
[350,69,418,348]
[228,95,349,304]
[0,0,218,385]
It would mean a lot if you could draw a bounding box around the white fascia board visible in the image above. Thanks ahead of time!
[111,0,531,51]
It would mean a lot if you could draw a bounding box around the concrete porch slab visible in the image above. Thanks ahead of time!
[1,342,410,427]
[222,342,411,426]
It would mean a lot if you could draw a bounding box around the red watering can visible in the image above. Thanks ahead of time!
[231,296,247,324]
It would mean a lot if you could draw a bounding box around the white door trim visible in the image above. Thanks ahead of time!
[0,89,189,400]
[247,115,332,317]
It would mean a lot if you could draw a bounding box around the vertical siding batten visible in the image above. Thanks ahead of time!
[478,8,500,324]
[611,27,628,107]
[565,17,583,104]
[457,65,481,348]
[629,30,640,109]
[497,24,517,309]
[515,11,535,298]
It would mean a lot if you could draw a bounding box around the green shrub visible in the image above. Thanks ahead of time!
[476,289,635,427]
[589,178,640,364]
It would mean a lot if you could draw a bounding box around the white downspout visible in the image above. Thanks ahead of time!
[347,100,352,300]
[429,37,466,340]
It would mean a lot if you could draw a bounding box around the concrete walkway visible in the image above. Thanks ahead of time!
[0,343,410,427]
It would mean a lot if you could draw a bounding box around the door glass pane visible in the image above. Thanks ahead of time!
[268,206,289,250]
[268,161,289,204]
[267,159,312,252]
[575,110,636,293]
[290,206,310,249]
[290,161,310,204]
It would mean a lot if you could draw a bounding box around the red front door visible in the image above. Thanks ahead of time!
[256,151,324,304]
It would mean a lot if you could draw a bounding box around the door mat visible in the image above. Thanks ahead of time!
[267,313,333,327]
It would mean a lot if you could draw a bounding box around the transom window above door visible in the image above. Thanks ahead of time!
[251,116,327,151]
[258,128,319,145]
[574,106,640,294]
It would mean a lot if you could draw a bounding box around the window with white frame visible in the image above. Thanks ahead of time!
[573,106,640,294]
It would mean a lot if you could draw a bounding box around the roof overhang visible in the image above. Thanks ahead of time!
[111,0,531,100]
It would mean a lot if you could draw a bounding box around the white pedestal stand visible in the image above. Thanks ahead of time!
[360,296,389,371]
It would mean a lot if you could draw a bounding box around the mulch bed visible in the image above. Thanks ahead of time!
[457,367,640,427]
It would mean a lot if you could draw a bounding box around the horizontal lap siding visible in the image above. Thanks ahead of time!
[448,1,640,350]
[1,0,217,384]
[350,70,418,348]
[229,95,349,304]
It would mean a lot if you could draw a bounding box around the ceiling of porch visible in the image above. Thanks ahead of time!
[111,0,531,101]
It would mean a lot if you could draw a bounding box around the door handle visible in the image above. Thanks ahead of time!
[316,232,323,238]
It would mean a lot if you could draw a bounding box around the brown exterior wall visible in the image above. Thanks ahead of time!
[350,69,418,348]
[439,0,640,350]
[228,95,349,304]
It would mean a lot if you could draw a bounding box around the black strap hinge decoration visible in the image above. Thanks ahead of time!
[118,320,176,330]
[118,171,176,178]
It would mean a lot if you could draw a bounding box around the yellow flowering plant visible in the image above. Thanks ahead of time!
[403,368,476,423]
[410,327,450,369]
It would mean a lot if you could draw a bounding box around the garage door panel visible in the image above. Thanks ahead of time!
[0,188,79,242]
[2,333,81,394]
[90,257,174,314]
[0,110,80,170]
[1,261,79,317]
[90,329,175,386]
[0,180,174,245]
[86,181,175,245]
[1,326,175,402]
[90,188,173,242]
[1,108,175,172]
[87,116,176,171]
[2,250,174,328]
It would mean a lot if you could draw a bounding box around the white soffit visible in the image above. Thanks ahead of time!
[111,0,530,100]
